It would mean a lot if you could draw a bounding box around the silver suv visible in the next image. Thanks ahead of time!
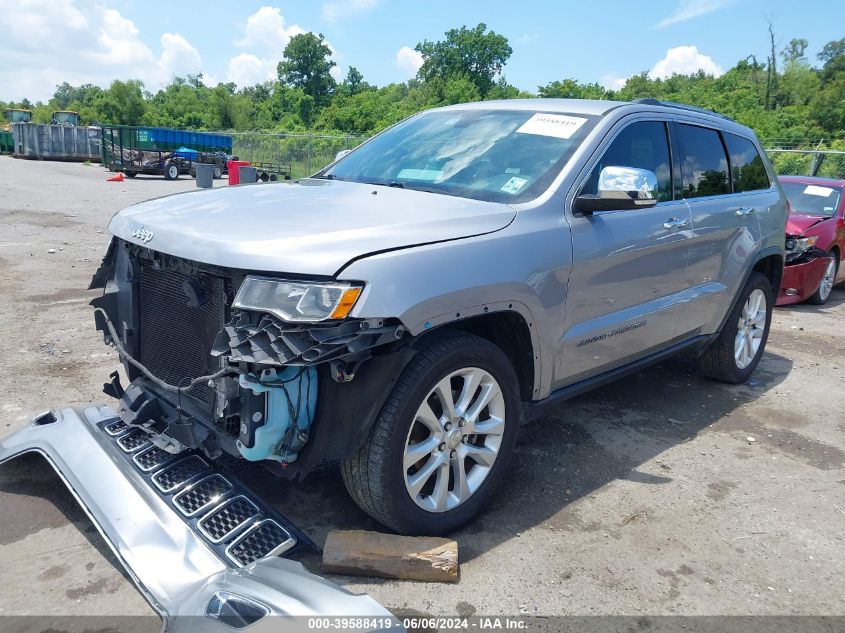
[91,98,787,535]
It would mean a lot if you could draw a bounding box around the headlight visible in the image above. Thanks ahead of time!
[233,276,363,322]
[785,235,818,254]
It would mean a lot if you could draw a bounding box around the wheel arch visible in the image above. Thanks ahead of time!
[417,310,537,402]
[751,249,785,297]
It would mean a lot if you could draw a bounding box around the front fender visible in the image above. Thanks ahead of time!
[338,221,573,399]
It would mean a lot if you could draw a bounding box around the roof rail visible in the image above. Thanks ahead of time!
[633,98,735,122]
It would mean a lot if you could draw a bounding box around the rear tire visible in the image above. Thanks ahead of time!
[699,272,773,383]
[163,161,179,181]
[341,330,521,535]
[124,171,136,178]
[807,255,838,305]
[213,165,223,179]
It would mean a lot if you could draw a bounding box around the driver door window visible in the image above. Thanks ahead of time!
[580,121,673,202]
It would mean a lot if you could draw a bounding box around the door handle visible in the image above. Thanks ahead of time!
[734,206,755,216]
[663,217,689,230]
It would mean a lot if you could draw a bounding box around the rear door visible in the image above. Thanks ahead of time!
[559,117,693,387]
[674,123,770,337]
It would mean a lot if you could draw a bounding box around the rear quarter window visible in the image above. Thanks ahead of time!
[724,133,770,192]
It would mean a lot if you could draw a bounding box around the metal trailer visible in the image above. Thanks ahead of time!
[101,125,234,180]
[250,161,293,181]
[10,122,102,161]
[104,146,194,180]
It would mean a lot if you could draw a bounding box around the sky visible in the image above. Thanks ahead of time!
[0,0,843,102]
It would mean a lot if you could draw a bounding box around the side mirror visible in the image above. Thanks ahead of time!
[334,149,352,162]
[575,166,659,214]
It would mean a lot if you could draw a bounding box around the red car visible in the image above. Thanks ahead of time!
[777,176,845,305]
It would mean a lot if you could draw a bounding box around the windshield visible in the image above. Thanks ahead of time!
[8,110,31,123]
[321,109,598,203]
[781,181,842,217]
[53,112,78,125]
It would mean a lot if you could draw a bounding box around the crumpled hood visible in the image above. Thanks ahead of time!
[109,178,516,276]
[786,213,829,236]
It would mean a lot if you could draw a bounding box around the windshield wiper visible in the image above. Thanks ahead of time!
[387,181,404,188]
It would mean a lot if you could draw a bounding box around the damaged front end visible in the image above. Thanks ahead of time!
[90,238,412,479]
[778,234,833,304]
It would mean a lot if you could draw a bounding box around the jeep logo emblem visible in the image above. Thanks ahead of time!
[131,226,155,243]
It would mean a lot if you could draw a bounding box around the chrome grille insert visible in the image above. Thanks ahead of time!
[198,496,260,544]
[133,445,177,473]
[152,455,209,493]
[173,474,232,517]
[104,419,129,436]
[225,519,296,567]
[117,428,151,453]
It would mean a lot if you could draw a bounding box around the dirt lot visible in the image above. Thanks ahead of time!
[0,157,843,620]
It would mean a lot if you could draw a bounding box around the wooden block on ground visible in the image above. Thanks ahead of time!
[322,529,459,583]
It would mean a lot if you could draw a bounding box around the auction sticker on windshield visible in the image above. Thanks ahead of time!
[804,185,835,197]
[501,176,528,194]
[516,113,588,139]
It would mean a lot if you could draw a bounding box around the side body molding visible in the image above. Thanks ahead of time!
[0,407,402,632]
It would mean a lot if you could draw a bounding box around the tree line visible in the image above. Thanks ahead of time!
[3,24,843,158]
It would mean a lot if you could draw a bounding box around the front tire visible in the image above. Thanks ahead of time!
[699,271,773,383]
[341,331,521,535]
[807,255,838,305]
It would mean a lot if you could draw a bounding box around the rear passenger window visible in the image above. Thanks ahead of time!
[582,121,673,202]
[724,133,770,192]
[678,124,730,198]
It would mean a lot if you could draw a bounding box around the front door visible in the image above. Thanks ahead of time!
[558,119,692,387]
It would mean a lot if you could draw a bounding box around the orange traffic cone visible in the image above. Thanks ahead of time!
[107,172,125,182]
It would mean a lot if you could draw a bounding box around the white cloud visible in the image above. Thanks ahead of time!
[322,0,378,22]
[158,33,202,81]
[650,45,723,78]
[656,0,732,29]
[395,46,423,77]
[600,73,627,90]
[0,0,203,101]
[226,53,277,87]
[235,6,305,50]
[225,6,335,89]
[330,65,343,82]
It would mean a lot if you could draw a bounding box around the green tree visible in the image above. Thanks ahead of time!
[538,78,612,100]
[415,23,512,97]
[342,66,367,96]
[94,80,146,125]
[277,32,336,106]
[818,37,845,66]
[781,38,808,64]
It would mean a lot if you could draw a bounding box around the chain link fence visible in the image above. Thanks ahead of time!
[766,149,845,180]
[228,133,364,179]
[225,131,845,181]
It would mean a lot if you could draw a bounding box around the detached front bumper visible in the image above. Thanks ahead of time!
[777,255,833,306]
[0,406,402,632]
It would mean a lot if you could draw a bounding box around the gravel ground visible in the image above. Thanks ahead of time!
[0,157,843,621]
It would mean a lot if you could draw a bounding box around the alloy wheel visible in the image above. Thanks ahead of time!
[818,258,836,302]
[403,367,506,513]
[734,288,768,369]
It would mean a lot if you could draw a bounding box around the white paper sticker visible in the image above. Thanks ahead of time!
[516,113,588,139]
[501,176,528,194]
[396,168,443,181]
[804,185,835,197]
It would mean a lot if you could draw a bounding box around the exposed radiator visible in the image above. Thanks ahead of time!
[138,265,227,409]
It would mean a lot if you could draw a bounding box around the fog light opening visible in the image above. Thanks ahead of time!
[32,410,58,426]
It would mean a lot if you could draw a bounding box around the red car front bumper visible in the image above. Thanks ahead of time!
[777,255,833,305]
